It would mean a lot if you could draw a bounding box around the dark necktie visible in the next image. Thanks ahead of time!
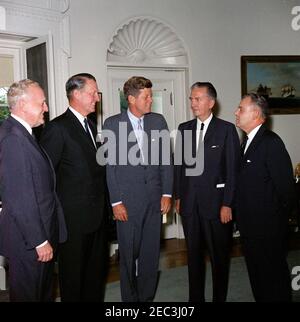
[240,136,248,156]
[200,122,204,141]
[32,132,48,160]
[84,118,96,148]
[84,118,90,134]
[197,122,205,151]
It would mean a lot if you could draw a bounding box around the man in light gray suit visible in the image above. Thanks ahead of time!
[103,76,173,302]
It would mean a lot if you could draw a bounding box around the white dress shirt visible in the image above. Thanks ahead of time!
[111,110,171,207]
[69,106,96,148]
[244,124,262,154]
[11,114,32,135]
[196,113,213,149]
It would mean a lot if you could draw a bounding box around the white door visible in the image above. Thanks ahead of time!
[107,67,187,239]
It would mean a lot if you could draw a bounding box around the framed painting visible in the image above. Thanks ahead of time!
[241,56,300,114]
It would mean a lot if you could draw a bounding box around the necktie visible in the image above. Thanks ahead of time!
[84,118,90,134]
[200,122,204,142]
[197,122,205,150]
[240,136,248,156]
[32,132,37,141]
[84,118,96,149]
[137,118,144,161]
[137,118,143,145]
[32,132,48,160]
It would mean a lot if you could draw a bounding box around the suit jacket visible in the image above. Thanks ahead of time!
[40,108,107,233]
[0,116,67,257]
[236,125,295,238]
[174,116,240,219]
[103,111,173,215]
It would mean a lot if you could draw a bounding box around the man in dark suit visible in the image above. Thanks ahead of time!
[40,73,109,302]
[103,76,173,302]
[174,82,240,302]
[0,79,67,301]
[235,93,295,302]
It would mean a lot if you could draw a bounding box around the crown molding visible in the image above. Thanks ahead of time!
[0,0,70,22]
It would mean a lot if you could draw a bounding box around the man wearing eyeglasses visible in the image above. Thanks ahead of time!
[40,73,109,302]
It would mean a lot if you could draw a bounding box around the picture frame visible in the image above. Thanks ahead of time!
[241,56,300,114]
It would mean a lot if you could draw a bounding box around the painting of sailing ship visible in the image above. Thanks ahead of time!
[241,56,300,114]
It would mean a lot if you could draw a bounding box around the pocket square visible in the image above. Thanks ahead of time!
[216,183,225,188]
[211,145,219,149]
[247,160,251,163]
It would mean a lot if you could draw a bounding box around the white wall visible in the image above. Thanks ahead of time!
[67,0,300,167]
[2,0,298,167]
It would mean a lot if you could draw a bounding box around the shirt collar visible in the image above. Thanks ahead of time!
[247,124,262,142]
[11,114,32,135]
[69,106,86,125]
[127,109,144,125]
[197,113,213,129]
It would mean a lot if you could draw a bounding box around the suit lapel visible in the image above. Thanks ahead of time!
[203,116,217,147]
[7,116,55,180]
[242,125,266,161]
[8,116,46,158]
[122,111,140,150]
[65,109,96,151]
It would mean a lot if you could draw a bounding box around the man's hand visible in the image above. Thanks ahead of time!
[161,196,172,215]
[113,203,128,222]
[175,199,180,215]
[220,206,232,224]
[36,242,53,262]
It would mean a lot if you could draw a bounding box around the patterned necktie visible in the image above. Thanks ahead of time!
[240,136,248,156]
[84,118,90,134]
[84,118,96,149]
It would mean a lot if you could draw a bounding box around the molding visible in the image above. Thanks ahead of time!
[107,17,188,66]
[0,1,64,23]
[60,15,71,57]
[59,0,70,14]
[0,0,68,12]
[0,6,5,30]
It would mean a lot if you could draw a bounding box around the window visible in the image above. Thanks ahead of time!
[0,87,9,124]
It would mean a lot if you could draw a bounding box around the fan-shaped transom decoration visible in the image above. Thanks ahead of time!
[107,17,188,65]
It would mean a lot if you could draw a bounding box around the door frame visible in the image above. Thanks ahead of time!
[107,67,189,125]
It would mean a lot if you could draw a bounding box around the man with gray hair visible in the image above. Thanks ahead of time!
[235,93,295,302]
[0,79,67,301]
[174,82,240,302]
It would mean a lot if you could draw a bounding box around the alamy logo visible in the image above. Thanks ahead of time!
[291,266,300,291]
[96,123,205,177]
[291,6,300,31]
